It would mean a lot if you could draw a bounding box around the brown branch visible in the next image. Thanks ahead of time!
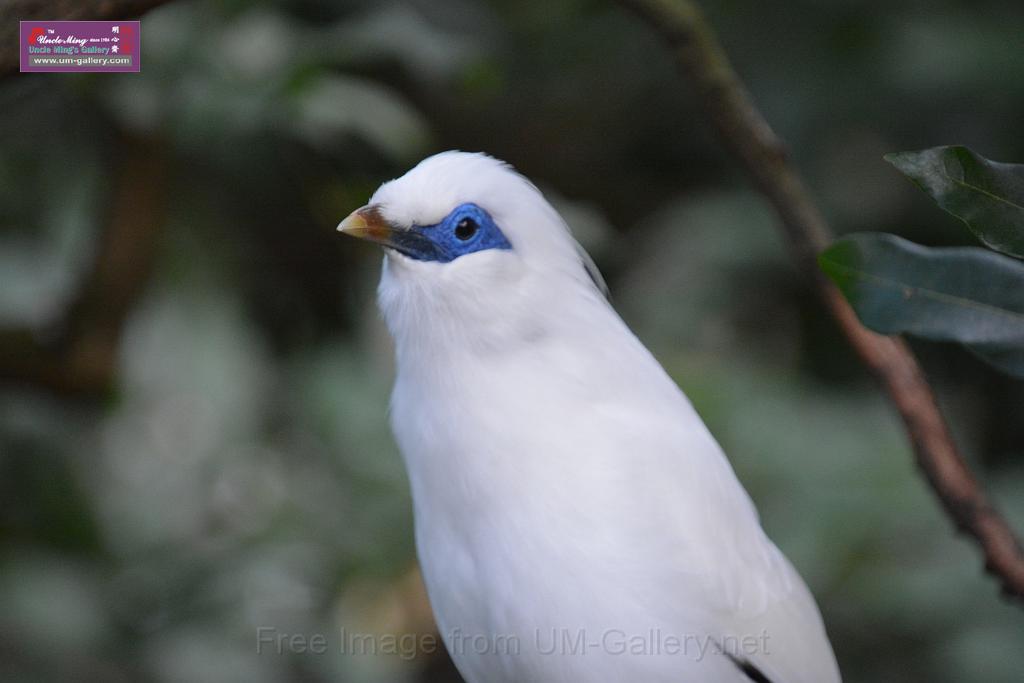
[618,0,1024,601]
[0,0,175,77]
[0,134,166,395]
[1,1,176,387]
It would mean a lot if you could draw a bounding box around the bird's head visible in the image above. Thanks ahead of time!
[338,151,607,352]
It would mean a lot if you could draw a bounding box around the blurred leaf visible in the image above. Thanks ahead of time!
[885,146,1024,258]
[290,75,430,161]
[323,3,487,82]
[820,232,1024,377]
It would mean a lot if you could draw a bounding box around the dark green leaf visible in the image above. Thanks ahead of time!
[819,233,1024,377]
[885,145,1024,259]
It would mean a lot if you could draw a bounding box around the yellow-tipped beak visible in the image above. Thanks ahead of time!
[337,204,435,259]
[337,205,392,242]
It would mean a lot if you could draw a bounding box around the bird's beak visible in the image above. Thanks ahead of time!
[337,205,394,244]
[337,204,441,261]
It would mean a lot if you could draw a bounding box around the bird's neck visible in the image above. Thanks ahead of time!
[381,269,609,376]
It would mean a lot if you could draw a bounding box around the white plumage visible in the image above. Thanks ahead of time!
[338,151,841,683]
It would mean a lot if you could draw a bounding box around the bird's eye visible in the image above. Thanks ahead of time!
[454,217,478,241]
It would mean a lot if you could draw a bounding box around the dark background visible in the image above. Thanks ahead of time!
[1,0,1023,681]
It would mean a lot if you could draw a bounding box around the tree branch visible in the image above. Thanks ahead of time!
[0,0,174,77]
[0,134,166,395]
[618,0,1024,601]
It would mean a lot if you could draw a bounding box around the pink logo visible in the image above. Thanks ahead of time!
[20,20,140,73]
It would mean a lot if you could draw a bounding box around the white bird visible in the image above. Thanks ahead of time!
[338,151,841,683]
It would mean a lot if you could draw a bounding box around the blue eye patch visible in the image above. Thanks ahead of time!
[386,203,512,263]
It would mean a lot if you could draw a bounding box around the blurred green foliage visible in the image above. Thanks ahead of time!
[1,1,1023,681]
